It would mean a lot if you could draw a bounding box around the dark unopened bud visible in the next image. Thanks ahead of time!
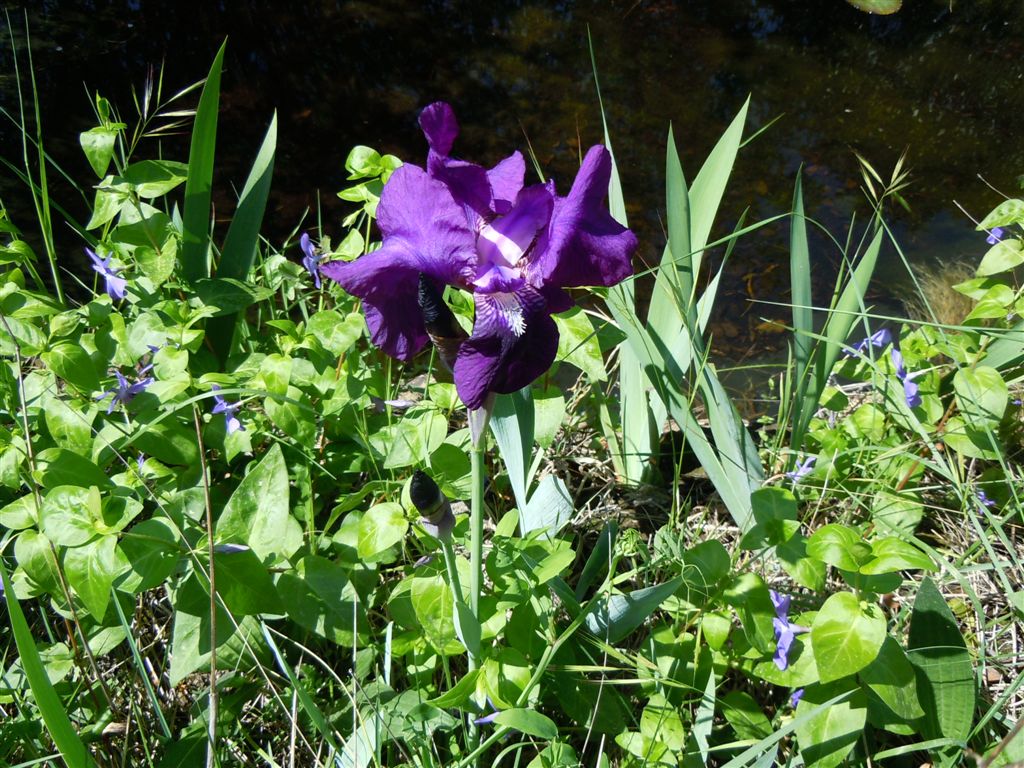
[418,274,466,371]
[410,469,455,540]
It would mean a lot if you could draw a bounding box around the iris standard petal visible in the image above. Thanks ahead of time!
[453,288,558,409]
[419,102,459,156]
[531,145,636,289]
[476,185,554,270]
[487,151,526,215]
[418,103,492,217]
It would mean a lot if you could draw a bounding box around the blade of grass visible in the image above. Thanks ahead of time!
[180,39,226,283]
[260,623,344,756]
[0,562,96,768]
[208,111,277,363]
[7,14,63,303]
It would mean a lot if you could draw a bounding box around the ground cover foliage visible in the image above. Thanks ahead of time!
[1,39,1023,768]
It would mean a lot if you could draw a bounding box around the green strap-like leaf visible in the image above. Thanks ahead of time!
[789,170,813,448]
[209,112,278,363]
[907,577,975,753]
[180,40,226,284]
[0,562,96,767]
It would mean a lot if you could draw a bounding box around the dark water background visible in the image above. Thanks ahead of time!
[2,0,1023,364]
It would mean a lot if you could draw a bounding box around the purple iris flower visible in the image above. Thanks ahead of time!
[891,348,922,408]
[96,369,153,414]
[769,589,807,671]
[986,227,1004,245]
[785,455,815,483]
[300,232,322,289]
[843,328,892,357]
[211,385,245,435]
[86,247,127,301]
[321,102,637,410]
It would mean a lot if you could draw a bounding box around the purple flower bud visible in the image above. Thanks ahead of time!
[300,233,322,289]
[790,688,805,708]
[410,470,454,540]
[986,227,1004,245]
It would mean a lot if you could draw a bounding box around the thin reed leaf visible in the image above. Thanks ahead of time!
[180,39,226,283]
[208,111,277,363]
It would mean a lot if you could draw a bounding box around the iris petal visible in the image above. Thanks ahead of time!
[322,165,477,360]
[531,146,636,289]
[454,287,557,409]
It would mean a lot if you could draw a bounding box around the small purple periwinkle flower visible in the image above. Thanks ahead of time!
[769,589,807,671]
[977,490,996,508]
[785,456,816,483]
[300,232,322,289]
[86,247,127,301]
[986,227,1004,245]
[322,102,637,410]
[891,348,922,408]
[790,688,805,708]
[96,369,153,414]
[473,697,501,726]
[211,385,245,435]
[843,328,892,357]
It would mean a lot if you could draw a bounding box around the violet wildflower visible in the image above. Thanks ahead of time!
[977,490,996,508]
[891,348,922,408]
[785,456,816,483]
[843,328,892,357]
[473,698,501,726]
[96,369,153,414]
[86,247,127,301]
[211,385,245,435]
[300,232,322,289]
[321,102,637,410]
[769,589,807,671]
[986,227,1004,245]
[790,688,805,708]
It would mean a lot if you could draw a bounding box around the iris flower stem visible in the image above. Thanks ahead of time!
[467,430,487,761]
[469,434,485,630]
